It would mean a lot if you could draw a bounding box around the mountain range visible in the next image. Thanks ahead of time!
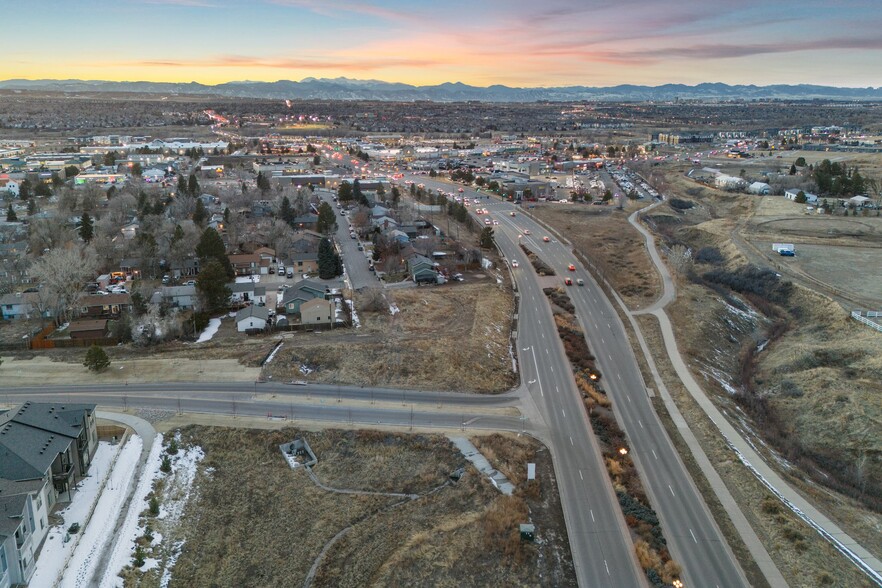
[1,77,880,102]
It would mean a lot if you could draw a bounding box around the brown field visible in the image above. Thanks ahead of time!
[262,278,516,393]
[637,163,882,573]
[530,203,661,308]
[120,426,574,588]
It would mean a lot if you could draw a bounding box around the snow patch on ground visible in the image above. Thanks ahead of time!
[346,299,360,328]
[196,318,221,343]
[264,342,283,365]
[235,275,260,283]
[100,435,163,588]
[29,442,120,587]
[39,437,143,588]
[101,433,204,588]
[389,304,399,315]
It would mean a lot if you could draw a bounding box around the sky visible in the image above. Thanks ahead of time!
[3,0,882,87]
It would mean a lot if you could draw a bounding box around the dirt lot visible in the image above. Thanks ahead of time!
[122,426,574,588]
[530,203,661,308]
[262,276,516,393]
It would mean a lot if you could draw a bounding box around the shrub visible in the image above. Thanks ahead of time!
[160,455,172,473]
[148,496,160,516]
[694,246,724,265]
[167,438,179,455]
[669,198,694,210]
[703,264,792,305]
[133,545,146,568]
[83,344,111,372]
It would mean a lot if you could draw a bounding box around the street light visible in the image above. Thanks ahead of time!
[618,447,628,456]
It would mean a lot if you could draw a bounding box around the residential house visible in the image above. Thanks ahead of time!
[0,402,98,520]
[407,254,438,284]
[288,251,318,275]
[228,282,266,305]
[289,231,322,254]
[0,293,31,320]
[291,214,318,231]
[79,293,132,319]
[154,285,198,310]
[0,480,42,587]
[228,253,269,276]
[784,189,819,204]
[2,180,19,197]
[67,319,108,340]
[748,182,771,195]
[119,258,142,279]
[253,246,276,264]
[235,305,269,332]
[171,258,199,279]
[714,175,747,191]
[372,215,398,230]
[300,298,334,326]
[119,222,139,241]
[280,279,328,315]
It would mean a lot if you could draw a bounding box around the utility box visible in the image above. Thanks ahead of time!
[519,523,535,542]
[527,463,536,480]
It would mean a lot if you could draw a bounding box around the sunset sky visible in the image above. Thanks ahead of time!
[5,0,882,87]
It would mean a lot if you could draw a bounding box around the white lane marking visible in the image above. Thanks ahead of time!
[627,395,632,403]
[590,510,595,522]
[550,364,554,373]
[608,323,611,329]
[579,470,584,480]
[669,484,675,497]
[617,373,621,380]
[638,419,644,429]
[607,353,612,360]
[541,332,545,339]
[605,560,610,576]
[569,436,573,445]
[652,449,658,460]
[530,347,545,398]
[690,528,698,544]
[555,386,560,393]
[601,337,605,344]
[562,409,566,418]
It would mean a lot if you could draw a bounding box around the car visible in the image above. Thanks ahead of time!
[511,260,519,268]
[509,211,516,216]
[543,236,550,242]
[565,277,573,286]
[452,273,464,282]
[568,264,576,271]
[268,267,275,274]
[161,275,170,285]
[523,229,531,235]
[357,244,364,251]
[287,269,294,278]
[779,250,795,257]
[184,280,196,286]
[577,278,584,286]
[492,220,500,225]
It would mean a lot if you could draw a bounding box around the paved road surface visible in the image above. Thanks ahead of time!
[317,188,381,291]
[410,175,749,587]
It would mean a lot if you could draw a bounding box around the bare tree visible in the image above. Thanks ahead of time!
[667,244,693,274]
[28,217,77,253]
[31,245,99,324]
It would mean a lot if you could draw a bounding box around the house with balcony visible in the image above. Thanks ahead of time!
[0,402,99,585]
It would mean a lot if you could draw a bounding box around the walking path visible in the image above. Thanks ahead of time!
[627,198,882,585]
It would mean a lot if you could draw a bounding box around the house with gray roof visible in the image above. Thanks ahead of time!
[0,402,99,580]
[235,305,269,332]
[279,279,329,315]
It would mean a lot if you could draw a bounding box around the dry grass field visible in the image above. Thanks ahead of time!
[530,203,661,308]
[262,279,516,393]
[122,426,574,588]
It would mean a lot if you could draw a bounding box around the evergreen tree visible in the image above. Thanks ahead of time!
[83,344,111,372]
[279,195,295,225]
[193,199,208,226]
[196,227,234,279]
[188,173,201,197]
[5,204,16,222]
[18,178,31,200]
[131,162,142,177]
[789,164,797,175]
[223,207,231,225]
[317,202,336,234]
[79,212,93,242]
[317,238,337,279]
[337,181,353,202]
[313,155,321,166]
[26,198,36,215]
[391,186,401,208]
[480,227,495,249]
[257,171,271,193]
[353,179,366,205]
[195,260,232,314]
[177,173,188,197]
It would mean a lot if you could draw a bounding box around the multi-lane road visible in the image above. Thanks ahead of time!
[411,175,748,587]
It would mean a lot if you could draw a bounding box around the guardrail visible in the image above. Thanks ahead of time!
[851,310,882,333]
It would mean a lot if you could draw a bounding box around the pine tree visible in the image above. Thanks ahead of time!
[177,173,188,197]
[193,199,208,226]
[83,344,111,372]
[317,202,336,234]
[5,204,16,222]
[195,260,232,314]
[257,171,271,193]
[318,238,337,279]
[279,196,294,225]
[79,212,93,242]
[196,228,234,279]
[188,173,201,197]
[337,181,353,202]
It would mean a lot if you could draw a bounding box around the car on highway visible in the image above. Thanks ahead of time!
[483,218,492,225]
[509,211,516,216]
[577,278,584,286]
[543,236,550,242]
[523,229,531,235]
[565,277,573,286]
[568,264,576,271]
[511,260,519,268]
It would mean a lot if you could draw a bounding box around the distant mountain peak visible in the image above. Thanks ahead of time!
[0,77,879,102]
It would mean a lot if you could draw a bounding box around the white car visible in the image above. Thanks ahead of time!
[511,260,519,268]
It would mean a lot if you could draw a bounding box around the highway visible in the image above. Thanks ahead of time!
[411,176,748,587]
